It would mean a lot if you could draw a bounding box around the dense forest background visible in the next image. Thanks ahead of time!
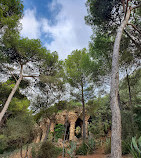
[0,0,140,158]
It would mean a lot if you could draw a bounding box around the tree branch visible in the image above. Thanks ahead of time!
[124,0,129,18]
[23,75,39,78]
[0,63,18,81]
[127,23,141,34]
[121,0,125,13]
[131,3,141,10]
[27,86,38,94]
[124,29,141,46]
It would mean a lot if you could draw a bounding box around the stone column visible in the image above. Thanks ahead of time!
[35,132,41,143]
[40,119,49,142]
[68,112,78,141]
[33,123,42,143]
[41,126,47,142]
[50,122,55,133]
[69,121,76,140]
[49,121,55,140]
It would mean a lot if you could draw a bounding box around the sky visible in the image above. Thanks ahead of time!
[20,0,92,60]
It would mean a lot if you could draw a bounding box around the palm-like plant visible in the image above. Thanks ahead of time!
[130,137,141,158]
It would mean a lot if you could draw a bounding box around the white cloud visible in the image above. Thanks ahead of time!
[20,9,41,39]
[20,0,92,59]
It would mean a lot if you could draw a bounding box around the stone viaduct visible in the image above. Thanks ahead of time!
[34,107,90,143]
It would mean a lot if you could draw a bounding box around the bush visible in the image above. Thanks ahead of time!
[54,124,65,140]
[76,143,88,155]
[0,135,7,154]
[130,136,141,158]
[67,141,77,158]
[104,138,111,154]
[76,138,96,156]
[122,139,130,155]
[86,137,96,154]
[36,141,62,158]
[31,145,38,158]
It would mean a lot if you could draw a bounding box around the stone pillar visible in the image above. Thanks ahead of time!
[35,132,41,143]
[68,112,78,141]
[40,119,48,142]
[49,121,55,140]
[69,121,76,140]
[33,123,42,143]
[41,127,47,142]
[50,122,55,133]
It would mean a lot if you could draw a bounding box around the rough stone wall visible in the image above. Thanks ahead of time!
[34,107,90,142]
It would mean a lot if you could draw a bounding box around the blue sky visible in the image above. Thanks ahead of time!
[21,0,92,59]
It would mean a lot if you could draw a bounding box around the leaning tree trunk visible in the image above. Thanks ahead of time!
[0,65,23,123]
[110,9,131,158]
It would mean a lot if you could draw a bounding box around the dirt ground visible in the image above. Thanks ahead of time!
[58,147,132,158]
[77,153,106,158]
[77,154,132,158]
[58,154,132,158]
[58,151,132,158]
[77,149,132,158]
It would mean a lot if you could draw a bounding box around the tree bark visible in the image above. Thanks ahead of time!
[81,80,86,141]
[0,112,11,128]
[62,115,68,158]
[25,143,29,158]
[110,9,131,158]
[43,120,51,142]
[0,65,23,123]
[20,140,23,158]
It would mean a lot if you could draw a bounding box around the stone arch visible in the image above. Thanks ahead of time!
[75,118,83,138]
[88,116,92,124]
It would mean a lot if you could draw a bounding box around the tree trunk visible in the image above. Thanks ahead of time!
[0,112,11,128]
[20,140,23,158]
[0,65,23,123]
[43,120,51,142]
[25,143,29,158]
[110,9,131,158]
[62,115,68,158]
[81,81,86,141]
[126,69,134,136]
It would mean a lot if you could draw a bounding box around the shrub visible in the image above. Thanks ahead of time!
[130,136,141,158]
[86,137,96,154]
[0,135,7,154]
[76,143,88,155]
[67,141,77,158]
[3,113,34,151]
[122,139,130,155]
[31,145,38,158]
[75,126,81,138]
[104,138,111,154]
[76,138,96,156]
[36,141,62,158]
[54,124,65,140]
